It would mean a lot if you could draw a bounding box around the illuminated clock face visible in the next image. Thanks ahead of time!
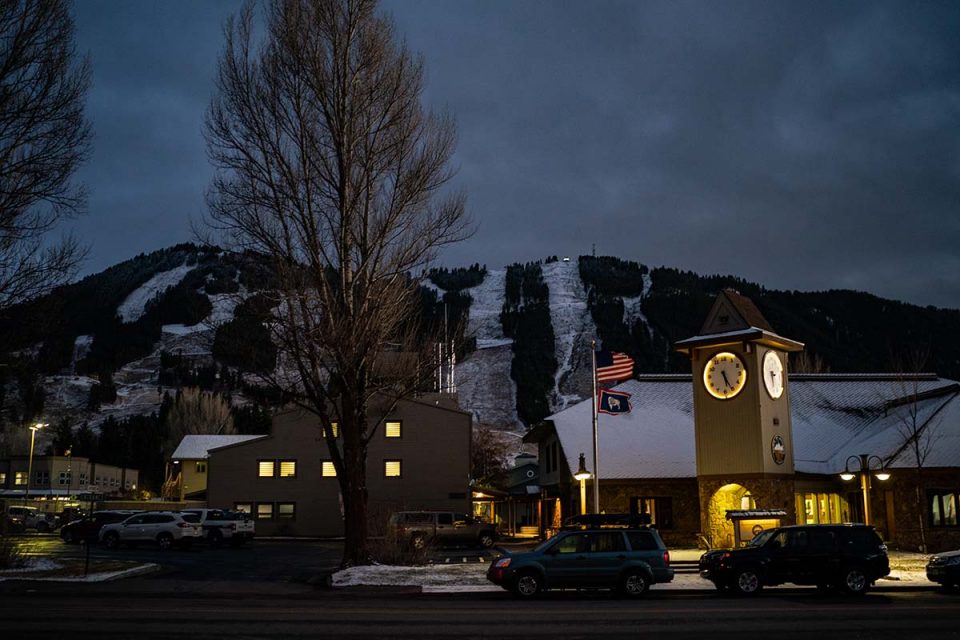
[703,352,747,399]
[762,350,785,399]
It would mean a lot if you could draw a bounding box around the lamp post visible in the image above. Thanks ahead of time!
[25,422,47,501]
[840,454,890,526]
[573,452,593,516]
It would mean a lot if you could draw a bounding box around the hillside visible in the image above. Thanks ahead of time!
[1,246,958,451]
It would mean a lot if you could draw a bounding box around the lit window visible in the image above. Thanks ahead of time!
[930,491,958,527]
[258,461,275,477]
[234,503,252,514]
[0,472,6,485]
[327,422,339,438]
[384,460,402,478]
[14,471,26,485]
[321,461,337,477]
[279,460,297,478]
[385,421,402,438]
[257,503,273,520]
[278,503,295,519]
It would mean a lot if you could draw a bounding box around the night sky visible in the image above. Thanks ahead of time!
[68,1,960,308]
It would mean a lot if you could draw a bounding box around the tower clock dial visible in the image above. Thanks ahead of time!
[703,352,747,399]
[762,350,784,399]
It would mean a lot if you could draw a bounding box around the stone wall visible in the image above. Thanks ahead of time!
[698,475,797,548]
[600,478,701,547]
[883,467,960,553]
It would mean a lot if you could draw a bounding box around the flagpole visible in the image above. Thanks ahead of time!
[591,340,600,514]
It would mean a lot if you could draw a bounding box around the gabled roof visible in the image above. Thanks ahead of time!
[675,289,804,353]
[532,374,960,480]
[171,435,268,460]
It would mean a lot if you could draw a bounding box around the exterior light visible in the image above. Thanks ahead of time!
[840,454,889,526]
[574,453,592,482]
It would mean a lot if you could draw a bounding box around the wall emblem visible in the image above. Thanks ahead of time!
[771,435,786,465]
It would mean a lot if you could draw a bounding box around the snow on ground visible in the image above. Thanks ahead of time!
[0,558,61,574]
[162,291,244,336]
[117,264,194,322]
[456,269,522,430]
[542,260,595,411]
[71,335,93,371]
[622,272,653,339]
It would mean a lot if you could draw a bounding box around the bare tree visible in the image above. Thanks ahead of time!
[0,0,91,312]
[163,387,236,457]
[887,347,948,552]
[205,0,469,565]
[791,350,829,374]
[471,422,514,486]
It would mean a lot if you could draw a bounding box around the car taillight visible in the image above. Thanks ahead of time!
[663,550,670,566]
[177,522,191,528]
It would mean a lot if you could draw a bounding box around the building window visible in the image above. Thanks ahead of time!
[279,460,297,478]
[278,503,296,519]
[327,422,339,438]
[321,461,337,477]
[36,470,49,485]
[0,472,6,485]
[258,460,275,478]
[630,496,674,529]
[384,460,402,478]
[234,503,252,514]
[385,421,402,438]
[79,473,87,485]
[14,471,26,485]
[196,462,207,474]
[256,503,274,520]
[59,472,71,486]
[930,490,959,527]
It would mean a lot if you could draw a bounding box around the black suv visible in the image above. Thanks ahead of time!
[699,524,889,595]
[487,518,673,598]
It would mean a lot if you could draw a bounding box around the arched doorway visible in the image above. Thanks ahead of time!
[705,483,753,548]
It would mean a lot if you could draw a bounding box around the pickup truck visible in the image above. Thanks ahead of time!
[387,511,497,549]
[180,508,255,547]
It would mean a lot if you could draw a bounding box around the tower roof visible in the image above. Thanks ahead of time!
[675,288,804,353]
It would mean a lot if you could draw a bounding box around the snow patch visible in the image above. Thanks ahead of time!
[542,260,595,411]
[117,264,194,323]
[476,338,513,350]
[0,558,61,574]
[623,272,653,339]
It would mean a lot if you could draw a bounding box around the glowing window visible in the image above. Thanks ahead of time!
[0,472,6,485]
[234,503,252,514]
[278,503,295,519]
[258,461,275,477]
[14,471,26,485]
[385,421,402,438]
[384,460,402,478]
[321,461,337,477]
[279,461,297,477]
[257,503,273,519]
[328,423,339,438]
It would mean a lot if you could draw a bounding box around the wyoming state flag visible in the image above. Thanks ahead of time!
[598,389,632,415]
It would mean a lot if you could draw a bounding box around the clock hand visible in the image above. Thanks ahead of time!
[721,370,731,388]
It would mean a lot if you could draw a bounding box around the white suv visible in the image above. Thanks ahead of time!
[100,511,202,550]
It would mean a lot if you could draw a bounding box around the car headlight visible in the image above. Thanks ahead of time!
[494,558,511,568]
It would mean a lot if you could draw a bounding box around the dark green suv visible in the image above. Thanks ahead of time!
[487,524,674,598]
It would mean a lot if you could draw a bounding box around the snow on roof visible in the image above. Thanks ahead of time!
[171,435,267,460]
[543,375,960,480]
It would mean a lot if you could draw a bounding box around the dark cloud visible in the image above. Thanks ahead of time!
[69,0,960,308]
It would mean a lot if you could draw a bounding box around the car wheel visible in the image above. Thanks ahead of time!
[733,569,762,595]
[840,567,869,595]
[157,533,174,550]
[103,532,120,550]
[410,533,427,550]
[479,533,495,549]
[62,530,74,544]
[513,571,543,598]
[208,530,223,548]
[620,570,650,597]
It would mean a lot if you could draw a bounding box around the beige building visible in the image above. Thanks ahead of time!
[166,435,267,500]
[202,394,472,536]
[0,455,139,498]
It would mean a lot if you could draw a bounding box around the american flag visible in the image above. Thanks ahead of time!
[595,350,634,383]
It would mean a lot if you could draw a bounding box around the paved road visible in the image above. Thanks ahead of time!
[0,588,957,639]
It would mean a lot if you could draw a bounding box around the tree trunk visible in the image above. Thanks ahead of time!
[915,469,927,553]
[341,460,369,566]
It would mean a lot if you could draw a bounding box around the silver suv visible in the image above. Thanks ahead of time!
[5,506,59,532]
[100,511,202,550]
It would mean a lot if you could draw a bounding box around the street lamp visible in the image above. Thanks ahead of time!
[840,454,890,526]
[573,452,592,516]
[25,422,47,501]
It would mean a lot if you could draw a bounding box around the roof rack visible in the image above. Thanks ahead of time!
[561,513,654,530]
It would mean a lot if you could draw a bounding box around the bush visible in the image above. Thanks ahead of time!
[368,535,432,566]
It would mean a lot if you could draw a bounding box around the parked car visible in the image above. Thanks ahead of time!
[698,524,889,595]
[487,524,674,598]
[60,510,141,544]
[179,508,255,547]
[387,511,498,549]
[99,511,202,550]
[926,549,960,590]
[5,506,59,533]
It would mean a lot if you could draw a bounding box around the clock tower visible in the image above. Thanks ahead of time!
[675,289,804,546]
